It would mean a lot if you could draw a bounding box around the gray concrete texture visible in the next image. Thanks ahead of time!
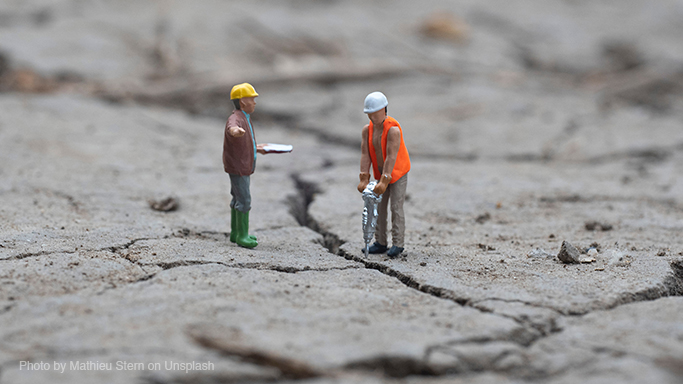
[1,0,683,383]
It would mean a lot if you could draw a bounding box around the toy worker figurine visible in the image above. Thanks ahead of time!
[223,83,266,248]
[357,91,411,257]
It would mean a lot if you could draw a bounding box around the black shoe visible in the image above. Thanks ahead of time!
[365,242,388,254]
[387,246,404,257]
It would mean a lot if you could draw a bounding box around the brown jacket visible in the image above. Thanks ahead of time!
[223,110,256,175]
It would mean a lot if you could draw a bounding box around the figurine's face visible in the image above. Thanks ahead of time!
[366,108,386,126]
[240,97,257,114]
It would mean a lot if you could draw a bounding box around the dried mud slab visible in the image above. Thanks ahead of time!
[1,266,529,382]
[525,297,683,382]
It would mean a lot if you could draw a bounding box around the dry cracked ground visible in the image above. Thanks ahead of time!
[1,1,683,383]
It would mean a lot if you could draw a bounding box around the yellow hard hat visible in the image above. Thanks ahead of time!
[230,83,259,100]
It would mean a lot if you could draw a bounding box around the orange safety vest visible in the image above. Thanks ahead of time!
[368,116,411,183]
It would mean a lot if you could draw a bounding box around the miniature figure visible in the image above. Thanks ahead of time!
[223,83,292,248]
[357,91,411,257]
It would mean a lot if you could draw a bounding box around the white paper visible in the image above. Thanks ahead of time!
[262,143,293,153]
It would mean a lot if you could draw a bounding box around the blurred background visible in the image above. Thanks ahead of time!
[2,0,683,161]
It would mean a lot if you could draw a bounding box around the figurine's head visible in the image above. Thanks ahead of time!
[230,83,258,114]
[237,97,256,114]
[364,91,388,125]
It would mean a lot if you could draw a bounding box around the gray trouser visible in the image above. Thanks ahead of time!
[229,174,251,213]
[376,173,407,248]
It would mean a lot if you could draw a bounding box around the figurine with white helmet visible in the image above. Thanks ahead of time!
[358,91,411,257]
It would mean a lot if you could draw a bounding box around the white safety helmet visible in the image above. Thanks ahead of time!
[363,91,388,113]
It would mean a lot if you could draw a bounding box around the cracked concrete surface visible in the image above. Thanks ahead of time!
[2,0,683,383]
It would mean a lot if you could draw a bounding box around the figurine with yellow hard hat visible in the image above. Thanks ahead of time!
[223,83,292,248]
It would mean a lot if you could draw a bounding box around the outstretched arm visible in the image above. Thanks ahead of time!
[358,124,371,193]
[228,122,264,153]
[227,126,246,137]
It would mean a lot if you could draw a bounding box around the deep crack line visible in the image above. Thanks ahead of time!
[470,297,566,316]
[139,259,361,274]
[285,174,477,304]
[12,229,363,297]
[2,237,158,261]
[3,249,67,261]
[337,248,469,304]
[189,328,324,380]
[285,175,486,305]
[3,230,232,262]
[108,237,152,253]
[285,174,683,348]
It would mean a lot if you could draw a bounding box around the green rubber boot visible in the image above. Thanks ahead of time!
[235,210,258,248]
[231,208,256,243]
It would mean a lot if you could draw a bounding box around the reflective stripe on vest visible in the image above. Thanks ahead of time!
[368,116,411,183]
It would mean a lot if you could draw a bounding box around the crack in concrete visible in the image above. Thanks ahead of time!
[140,259,361,274]
[6,185,681,381]
[471,260,682,318]
[3,249,66,261]
[12,232,232,263]
[471,309,561,341]
[285,173,543,315]
[4,230,362,299]
[345,337,528,378]
[470,298,565,316]
[3,237,156,261]
[189,328,323,380]
[284,173,683,379]
[469,298,565,339]
[344,355,438,378]
[3,162,680,381]
[666,259,683,295]
[602,267,683,311]
[420,335,527,374]
[336,248,470,305]
[108,237,153,253]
